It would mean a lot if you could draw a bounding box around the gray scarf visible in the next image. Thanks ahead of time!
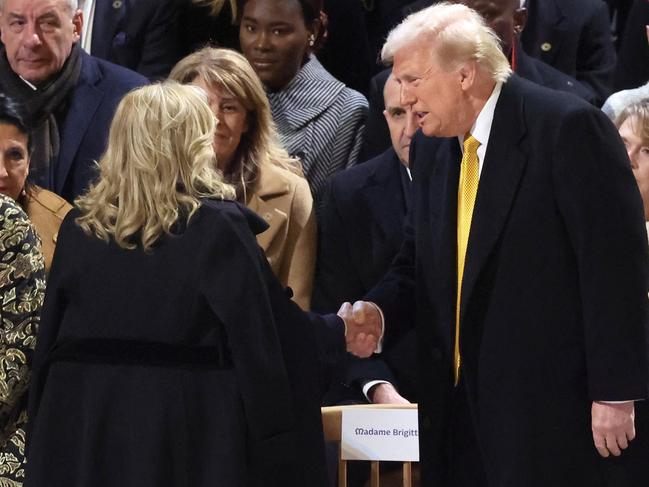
[0,43,82,190]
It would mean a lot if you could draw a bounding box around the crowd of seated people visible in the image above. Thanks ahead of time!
[0,0,648,486]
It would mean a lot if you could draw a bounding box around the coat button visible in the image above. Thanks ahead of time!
[541,42,552,52]
[112,0,122,9]
[263,212,272,221]
[52,232,58,243]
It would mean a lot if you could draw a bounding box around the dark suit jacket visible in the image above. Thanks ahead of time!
[367,75,649,486]
[90,0,182,80]
[521,0,616,106]
[614,0,649,91]
[314,148,409,310]
[55,51,147,202]
[26,201,338,487]
[313,149,417,400]
[361,41,595,161]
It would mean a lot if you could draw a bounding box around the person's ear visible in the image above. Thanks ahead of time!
[513,8,528,35]
[458,62,476,91]
[72,9,83,42]
[307,16,322,51]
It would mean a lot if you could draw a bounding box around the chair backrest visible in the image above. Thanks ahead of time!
[321,404,419,487]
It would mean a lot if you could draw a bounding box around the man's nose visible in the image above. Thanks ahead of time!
[628,149,639,169]
[404,111,418,138]
[22,23,43,48]
[400,85,416,107]
[0,161,9,178]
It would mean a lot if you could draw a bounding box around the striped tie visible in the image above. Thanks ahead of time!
[454,134,480,386]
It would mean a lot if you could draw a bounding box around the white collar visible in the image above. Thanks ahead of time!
[458,81,503,176]
[468,81,502,148]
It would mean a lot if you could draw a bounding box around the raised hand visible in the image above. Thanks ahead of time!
[337,301,383,358]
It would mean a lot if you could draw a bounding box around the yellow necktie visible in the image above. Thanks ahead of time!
[455,134,480,386]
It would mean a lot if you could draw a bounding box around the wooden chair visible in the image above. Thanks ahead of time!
[321,404,418,487]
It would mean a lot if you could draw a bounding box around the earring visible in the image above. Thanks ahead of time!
[308,35,315,47]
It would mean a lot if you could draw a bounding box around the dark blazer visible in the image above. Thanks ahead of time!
[521,0,616,106]
[90,0,182,80]
[314,148,417,400]
[55,51,147,202]
[614,0,649,91]
[26,201,339,487]
[314,148,409,311]
[361,41,595,161]
[367,75,649,486]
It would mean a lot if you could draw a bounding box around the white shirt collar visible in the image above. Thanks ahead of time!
[458,81,503,176]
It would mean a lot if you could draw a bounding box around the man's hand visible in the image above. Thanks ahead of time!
[591,401,636,457]
[369,383,410,405]
[337,301,382,358]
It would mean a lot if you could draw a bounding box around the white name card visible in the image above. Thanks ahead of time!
[341,408,419,461]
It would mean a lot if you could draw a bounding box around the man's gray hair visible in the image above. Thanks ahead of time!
[381,1,512,83]
[0,0,79,14]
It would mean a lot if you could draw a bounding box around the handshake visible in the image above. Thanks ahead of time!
[337,301,383,358]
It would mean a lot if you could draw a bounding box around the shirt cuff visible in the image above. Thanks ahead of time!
[596,400,641,404]
[362,380,391,402]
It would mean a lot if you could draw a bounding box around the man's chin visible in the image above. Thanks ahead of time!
[15,65,53,85]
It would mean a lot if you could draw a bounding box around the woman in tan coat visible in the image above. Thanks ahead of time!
[0,94,71,273]
[170,48,316,309]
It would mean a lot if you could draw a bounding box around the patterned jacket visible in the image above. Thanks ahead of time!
[267,56,368,204]
[0,194,46,486]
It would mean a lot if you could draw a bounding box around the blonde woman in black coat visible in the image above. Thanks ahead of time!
[24,83,376,487]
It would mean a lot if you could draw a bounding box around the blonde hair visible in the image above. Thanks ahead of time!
[382,2,511,83]
[190,0,237,19]
[616,99,649,146]
[169,47,300,200]
[75,82,235,251]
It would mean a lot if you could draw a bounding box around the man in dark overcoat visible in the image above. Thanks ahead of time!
[341,3,649,486]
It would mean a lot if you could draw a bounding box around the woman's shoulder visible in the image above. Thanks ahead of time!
[26,187,73,221]
[200,198,269,236]
[255,164,313,201]
[337,85,368,112]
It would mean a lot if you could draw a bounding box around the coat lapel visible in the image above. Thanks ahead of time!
[56,53,104,195]
[460,77,528,318]
[245,165,291,254]
[364,152,408,253]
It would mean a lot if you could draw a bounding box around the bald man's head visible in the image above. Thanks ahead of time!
[383,74,418,166]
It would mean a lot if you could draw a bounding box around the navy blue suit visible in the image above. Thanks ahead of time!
[614,0,649,91]
[521,0,616,106]
[314,148,417,401]
[55,51,147,202]
[367,75,649,486]
[90,0,182,80]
